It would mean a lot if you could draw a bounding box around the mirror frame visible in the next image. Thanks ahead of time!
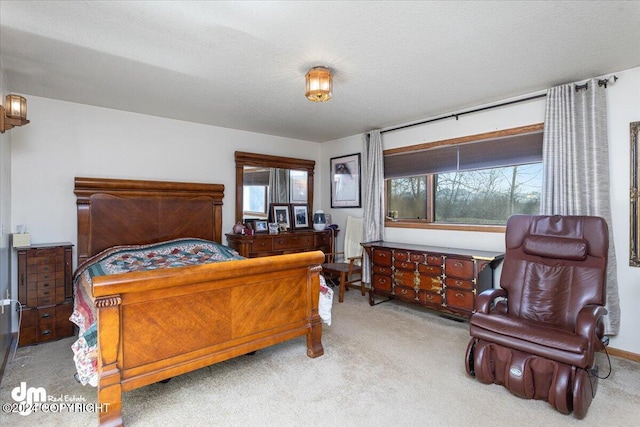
[235,151,315,225]
[631,121,640,266]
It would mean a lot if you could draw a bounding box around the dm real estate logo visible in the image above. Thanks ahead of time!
[11,382,46,415]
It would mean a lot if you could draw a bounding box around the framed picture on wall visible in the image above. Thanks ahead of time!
[270,203,291,229]
[331,153,361,208]
[291,204,309,229]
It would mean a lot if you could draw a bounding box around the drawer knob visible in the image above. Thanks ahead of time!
[455,292,464,298]
[41,329,52,336]
[42,313,51,319]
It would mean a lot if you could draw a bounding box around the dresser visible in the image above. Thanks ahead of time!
[362,241,504,319]
[226,229,336,258]
[16,242,74,346]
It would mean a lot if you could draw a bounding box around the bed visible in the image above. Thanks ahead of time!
[71,177,329,426]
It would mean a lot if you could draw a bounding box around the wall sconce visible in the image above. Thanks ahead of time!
[305,66,332,102]
[0,95,30,133]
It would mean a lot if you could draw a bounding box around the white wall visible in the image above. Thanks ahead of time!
[9,96,321,329]
[320,66,640,355]
[0,62,13,366]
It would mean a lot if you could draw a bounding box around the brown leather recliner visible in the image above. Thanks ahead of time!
[465,215,609,419]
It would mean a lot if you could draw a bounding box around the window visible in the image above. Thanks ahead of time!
[384,124,544,228]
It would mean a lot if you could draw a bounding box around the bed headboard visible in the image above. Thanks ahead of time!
[74,177,224,265]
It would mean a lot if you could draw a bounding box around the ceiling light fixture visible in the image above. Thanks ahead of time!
[305,66,332,102]
[0,94,30,133]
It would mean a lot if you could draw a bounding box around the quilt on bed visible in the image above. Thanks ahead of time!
[69,237,333,386]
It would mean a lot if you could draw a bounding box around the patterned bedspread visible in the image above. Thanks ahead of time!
[69,238,333,386]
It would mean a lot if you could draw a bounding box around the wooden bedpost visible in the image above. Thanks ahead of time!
[306,265,324,358]
[95,296,123,427]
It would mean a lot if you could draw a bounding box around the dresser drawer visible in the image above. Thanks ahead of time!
[37,324,56,342]
[417,274,442,291]
[394,259,414,271]
[37,295,56,307]
[372,264,392,276]
[426,254,444,265]
[372,274,392,292]
[418,263,442,276]
[409,252,425,263]
[445,258,474,279]
[37,306,57,323]
[315,232,332,247]
[393,251,410,262]
[446,277,474,290]
[418,290,442,306]
[393,285,416,301]
[372,249,393,267]
[394,269,415,287]
[251,237,273,252]
[273,234,314,250]
[446,288,475,311]
[37,263,56,274]
[37,280,55,291]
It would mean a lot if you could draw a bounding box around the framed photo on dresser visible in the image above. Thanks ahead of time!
[270,203,291,229]
[291,204,309,229]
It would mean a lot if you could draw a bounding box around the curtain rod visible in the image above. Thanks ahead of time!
[380,74,618,135]
[380,93,546,134]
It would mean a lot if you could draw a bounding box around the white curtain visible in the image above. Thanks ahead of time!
[362,130,385,284]
[541,79,620,335]
[269,168,289,204]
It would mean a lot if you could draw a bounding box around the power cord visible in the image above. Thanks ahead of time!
[586,336,613,398]
[11,300,23,363]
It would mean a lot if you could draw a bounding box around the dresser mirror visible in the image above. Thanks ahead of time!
[235,151,315,224]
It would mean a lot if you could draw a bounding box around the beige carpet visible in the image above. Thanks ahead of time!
[1,289,639,427]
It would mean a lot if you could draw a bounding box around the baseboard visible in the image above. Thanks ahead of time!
[607,346,640,363]
[0,332,17,388]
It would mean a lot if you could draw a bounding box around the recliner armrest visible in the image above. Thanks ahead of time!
[576,304,608,341]
[475,288,508,314]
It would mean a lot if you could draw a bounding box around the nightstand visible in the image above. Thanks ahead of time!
[16,242,74,346]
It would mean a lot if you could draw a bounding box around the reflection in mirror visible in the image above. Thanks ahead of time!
[235,152,315,225]
[242,166,308,221]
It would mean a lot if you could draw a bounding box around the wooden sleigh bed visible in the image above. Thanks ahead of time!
[72,177,326,426]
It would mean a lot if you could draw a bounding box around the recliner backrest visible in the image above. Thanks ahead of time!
[501,215,608,330]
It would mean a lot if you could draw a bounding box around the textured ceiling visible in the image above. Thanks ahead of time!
[1,1,639,142]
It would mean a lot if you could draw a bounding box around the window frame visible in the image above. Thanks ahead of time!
[384,123,544,232]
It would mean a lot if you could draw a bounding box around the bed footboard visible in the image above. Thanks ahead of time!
[92,251,325,427]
